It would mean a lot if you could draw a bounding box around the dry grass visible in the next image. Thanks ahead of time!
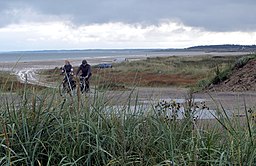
[91,55,240,88]
[38,55,242,89]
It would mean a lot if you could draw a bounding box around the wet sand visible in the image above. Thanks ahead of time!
[0,57,122,71]
[102,86,256,115]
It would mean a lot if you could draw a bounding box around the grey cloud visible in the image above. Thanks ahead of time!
[0,0,256,31]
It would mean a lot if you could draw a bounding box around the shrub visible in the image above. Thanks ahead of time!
[211,65,232,85]
[233,54,256,69]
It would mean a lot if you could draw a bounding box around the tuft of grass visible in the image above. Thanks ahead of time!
[210,65,232,85]
[97,82,127,91]
[233,54,256,69]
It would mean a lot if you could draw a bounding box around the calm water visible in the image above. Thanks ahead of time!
[0,49,211,62]
[0,49,248,63]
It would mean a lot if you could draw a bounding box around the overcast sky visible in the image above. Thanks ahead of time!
[0,0,256,51]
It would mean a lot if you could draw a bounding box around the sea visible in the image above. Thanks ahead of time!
[0,49,218,63]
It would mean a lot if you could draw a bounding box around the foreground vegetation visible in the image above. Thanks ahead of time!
[1,84,256,165]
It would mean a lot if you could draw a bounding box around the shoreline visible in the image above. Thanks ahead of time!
[0,55,151,72]
[0,51,251,71]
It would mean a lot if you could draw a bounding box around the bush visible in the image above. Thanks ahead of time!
[233,54,256,69]
[197,79,210,88]
[210,65,231,85]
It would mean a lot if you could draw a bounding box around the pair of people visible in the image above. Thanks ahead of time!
[62,60,92,92]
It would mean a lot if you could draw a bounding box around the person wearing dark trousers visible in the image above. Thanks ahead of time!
[61,60,75,89]
[76,60,92,93]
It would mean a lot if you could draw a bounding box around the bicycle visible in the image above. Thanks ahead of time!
[79,76,90,94]
[59,73,76,96]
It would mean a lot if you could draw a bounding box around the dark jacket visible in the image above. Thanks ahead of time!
[62,64,73,74]
[76,64,92,77]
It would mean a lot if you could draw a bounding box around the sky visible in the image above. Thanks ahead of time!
[0,0,256,51]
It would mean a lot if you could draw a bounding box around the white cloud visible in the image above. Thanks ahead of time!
[0,20,256,51]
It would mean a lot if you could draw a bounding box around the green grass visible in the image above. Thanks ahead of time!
[0,71,19,91]
[1,83,256,165]
[38,54,248,90]
[94,55,244,89]
[114,55,239,75]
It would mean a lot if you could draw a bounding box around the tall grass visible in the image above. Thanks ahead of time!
[1,83,256,165]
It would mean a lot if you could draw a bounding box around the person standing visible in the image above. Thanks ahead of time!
[76,60,92,92]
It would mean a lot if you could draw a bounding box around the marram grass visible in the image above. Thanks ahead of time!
[0,85,256,165]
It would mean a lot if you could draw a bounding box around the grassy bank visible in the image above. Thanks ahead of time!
[92,55,242,88]
[1,85,256,165]
[210,54,256,85]
[38,54,243,90]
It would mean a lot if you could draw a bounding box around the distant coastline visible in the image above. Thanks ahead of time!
[2,44,256,53]
[0,44,255,63]
[186,44,256,52]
